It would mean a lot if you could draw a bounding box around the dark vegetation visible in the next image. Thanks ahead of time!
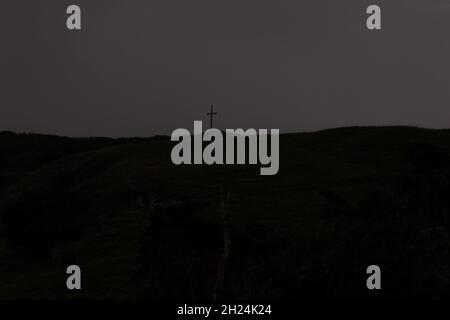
[0,127,449,299]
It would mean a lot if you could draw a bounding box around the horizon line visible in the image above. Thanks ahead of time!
[1,124,448,140]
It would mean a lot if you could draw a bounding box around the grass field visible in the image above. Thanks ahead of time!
[0,126,449,299]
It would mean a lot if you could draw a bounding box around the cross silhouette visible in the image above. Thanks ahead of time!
[207,105,217,129]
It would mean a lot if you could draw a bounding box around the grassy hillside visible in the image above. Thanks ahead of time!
[0,127,449,299]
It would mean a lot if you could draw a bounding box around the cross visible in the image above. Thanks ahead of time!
[207,105,217,129]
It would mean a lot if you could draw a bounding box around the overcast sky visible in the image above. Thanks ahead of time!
[1,0,450,137]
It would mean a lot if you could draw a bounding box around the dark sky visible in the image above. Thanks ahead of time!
[1,0,450,137]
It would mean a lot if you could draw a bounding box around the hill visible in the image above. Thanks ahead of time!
[0,127,449,299]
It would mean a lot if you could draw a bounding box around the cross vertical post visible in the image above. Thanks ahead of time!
[207,105,217,129]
